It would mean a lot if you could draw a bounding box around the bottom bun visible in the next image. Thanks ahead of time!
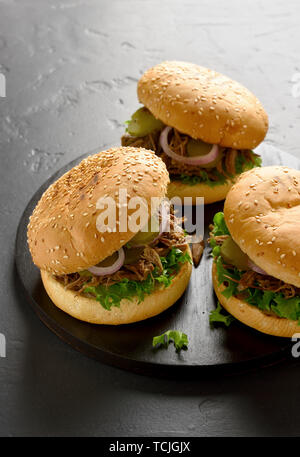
[212,263,300,337]
[167,178,234,205]
[41,250,192,325]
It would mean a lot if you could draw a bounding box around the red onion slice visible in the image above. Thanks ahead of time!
[88,248,125,276]
[159,126,219,166]
[248,260,268,276]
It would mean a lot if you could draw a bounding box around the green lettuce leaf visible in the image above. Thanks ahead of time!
[84,247,191,311]
[235,151,262,175]
[152,330,188,351]
[178,151,261,187]
[179,170,227,187]
[209,302,235,327]
[209,212,230,250]
[272,295,300,321]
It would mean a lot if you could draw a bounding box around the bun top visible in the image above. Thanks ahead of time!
[138,61,268,149]
[27,147,169,275]
[224,166,300,287]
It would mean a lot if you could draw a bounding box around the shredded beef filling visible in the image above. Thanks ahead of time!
[54,211,188,294]
[121,128,257,180]
[211,232,300,300]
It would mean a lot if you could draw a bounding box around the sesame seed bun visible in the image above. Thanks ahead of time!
[167,177,234,205]
[224,166,300,287]
[138,61,268,149]
[27,147,169,275]
[40,246,192,325]
[212,263,300,337]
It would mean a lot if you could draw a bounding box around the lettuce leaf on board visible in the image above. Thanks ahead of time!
[152,330,188,351]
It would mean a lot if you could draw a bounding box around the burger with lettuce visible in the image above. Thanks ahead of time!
[27,147,192,325]
[122,61,268,204]
[210,166,300,337]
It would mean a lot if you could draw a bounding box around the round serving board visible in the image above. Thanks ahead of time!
[15,144,300,377]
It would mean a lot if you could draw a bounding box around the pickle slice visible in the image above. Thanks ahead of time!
[95,251,119,268]
[187,139,222,169]
[126,107,164,137]
[124,247,145,265]
[129,214,160,247]
[187,139,212,157]
[220,237,249,271]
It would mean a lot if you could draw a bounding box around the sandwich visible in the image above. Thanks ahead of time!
[210,166,300,337]
[122,61,268,204]
[27,147,192,325]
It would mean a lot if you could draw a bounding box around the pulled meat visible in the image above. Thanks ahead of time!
[236,269,300,299]
[121,128,257,180]
[212,233,300,300]
[55,210,188,293]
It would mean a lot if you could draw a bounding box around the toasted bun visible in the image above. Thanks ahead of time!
[212,263,300,337]
[138,61,268,149]
[41,246,192,325]
[167,178,234,205]
[224,166,300,287]
[27,147,169,275]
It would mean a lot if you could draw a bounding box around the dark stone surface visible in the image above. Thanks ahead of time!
[1,0,300,437]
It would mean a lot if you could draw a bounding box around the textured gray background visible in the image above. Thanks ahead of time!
[1,0,300,437]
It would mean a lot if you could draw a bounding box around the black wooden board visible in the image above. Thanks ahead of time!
[15,145,300,377]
